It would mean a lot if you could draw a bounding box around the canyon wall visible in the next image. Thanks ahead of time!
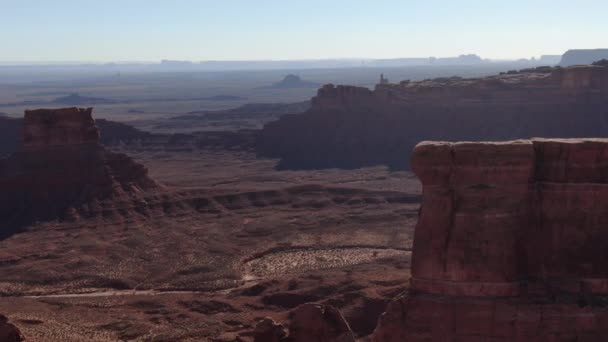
[0,108,157,236]
[373,138,608,341]
[257,66,608,170]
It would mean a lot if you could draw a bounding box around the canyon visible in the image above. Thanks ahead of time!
[0,108,417,341]
[2,65,608,340]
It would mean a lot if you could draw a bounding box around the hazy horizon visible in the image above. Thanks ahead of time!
[3,0,607,63]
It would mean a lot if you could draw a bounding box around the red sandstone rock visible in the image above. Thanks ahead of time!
[253,317,287,342]
[22,107,99,150]
[0,108,157,234]
[0,314,24,342]
[373,138,608,341]
[288,304,355,342]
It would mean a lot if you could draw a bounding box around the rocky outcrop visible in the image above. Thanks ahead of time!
[253,304,355,342]
[257,65,608,170]
[253,318,288,342]
[373,138,608,341]
[288,304,355,342]
[0,107,157,236]
[0,314,24,342]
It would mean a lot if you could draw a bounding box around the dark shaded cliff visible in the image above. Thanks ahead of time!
[257,65,608,170]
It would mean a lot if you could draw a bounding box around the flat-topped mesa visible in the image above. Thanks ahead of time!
[374,138,608,341]
[22,107,100,150]
[0,108,157,233]
[311,84,375,110]
[310,65,608,111]
[259,65,608,170]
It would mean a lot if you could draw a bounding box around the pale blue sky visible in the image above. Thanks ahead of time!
[1,0,606,62]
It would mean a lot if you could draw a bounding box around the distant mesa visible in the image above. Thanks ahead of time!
[160,59,194,67]
[51,93,115,105]
[201,95,246,101]
[257,64,608,170]
[559,48,608,66]
[0,107,158,236]
[429,53,482,64]
[267,74,320,89]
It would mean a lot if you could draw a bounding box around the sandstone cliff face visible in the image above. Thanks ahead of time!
[0,108,157,236]
[373,138,608,341]
[257,66,608,170]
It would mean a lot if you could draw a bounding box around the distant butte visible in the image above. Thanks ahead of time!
[0,107,157,236]
[267,74,320,89]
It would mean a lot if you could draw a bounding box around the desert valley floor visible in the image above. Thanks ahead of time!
[0,149,421,341]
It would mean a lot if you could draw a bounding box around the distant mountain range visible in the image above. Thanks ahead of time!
[0,53,574,72]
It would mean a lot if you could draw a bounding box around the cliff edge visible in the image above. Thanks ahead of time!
[373,138,608,341]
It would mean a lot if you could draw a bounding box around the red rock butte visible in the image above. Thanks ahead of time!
[374,138,608,341]
[0,107,157,232]
[22,107,100,150]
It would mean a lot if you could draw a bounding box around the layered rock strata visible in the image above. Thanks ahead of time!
[0,108,157,234]
[373,138,608,341]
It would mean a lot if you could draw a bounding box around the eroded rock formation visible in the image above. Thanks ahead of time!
[0,108,157,235]
[373,138,608,341]
[0,314,24,342]
[253,304,355,342]
[254,318,288,342]
[257,65,608,170]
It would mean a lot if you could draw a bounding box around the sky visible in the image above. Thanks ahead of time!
[1,0,607,63]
